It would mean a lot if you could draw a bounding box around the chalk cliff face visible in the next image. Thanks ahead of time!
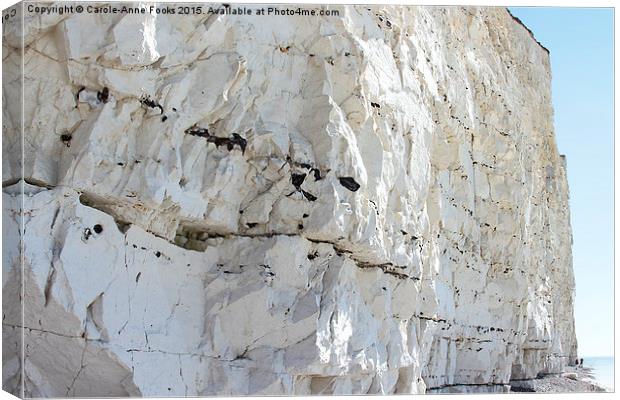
[3,4,577,396]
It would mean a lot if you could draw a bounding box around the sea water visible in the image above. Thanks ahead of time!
[583,356,614,390]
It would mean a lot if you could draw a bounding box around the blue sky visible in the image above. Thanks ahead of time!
[508,7,614,357]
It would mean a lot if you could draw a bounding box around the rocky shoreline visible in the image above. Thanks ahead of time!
[510,366,609,393]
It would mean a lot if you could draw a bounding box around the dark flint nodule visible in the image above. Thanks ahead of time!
[60,133,72,146]
[229,133,247,153]
[338,177,360,192]
[291,173,306,188]
[185,127,247,154]
[140,95,164,114]
[185,126,209,138]
[97,87,109,103]
[302,190,317,201]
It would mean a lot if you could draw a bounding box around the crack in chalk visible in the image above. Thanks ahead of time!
[43,264,57,307]
[2,323,104,342]
[117,245,131,336]
[66,345,88,396]
[50,207,61,230]
[178,354,188,396]
[125,347,236,362]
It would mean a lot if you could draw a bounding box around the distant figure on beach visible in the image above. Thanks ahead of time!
[576,358,579,366]
[580,358,584,367]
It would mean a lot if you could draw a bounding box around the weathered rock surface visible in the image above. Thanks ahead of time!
[3,3,577,396]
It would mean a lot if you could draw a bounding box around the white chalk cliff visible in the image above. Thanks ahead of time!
[2,3,577,396]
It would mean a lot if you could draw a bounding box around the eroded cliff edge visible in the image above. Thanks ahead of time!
[2,4,577,396]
